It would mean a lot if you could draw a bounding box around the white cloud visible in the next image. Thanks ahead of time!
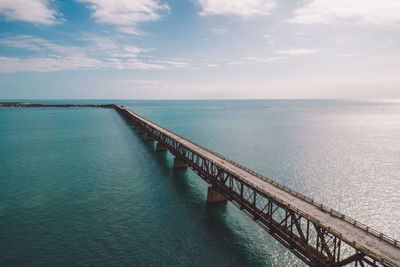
[78,0,169,34]
[277,49,317,56]
[116,26,143,35]
[335,54,355,58]
[0,36,43,51]
[198,0,275,18]
[149,59,189,68]
[105,58,165,70]
[245,56,286,62]
[0,35,83,55]
[0,55,166,73]
[225,52,315,67]
[124,45,149,54]
[0,0,59,25]
[228,61,245,65]
[110,79,165,84]
[0,35,184,72]
[212,27,228,35]
[82,35,151,58]
[207,64,218,68]
[225,56,285,66]
[263,33,275,45]
[109,79,168,90]
[0,56,102,72]
[290,0,400,26]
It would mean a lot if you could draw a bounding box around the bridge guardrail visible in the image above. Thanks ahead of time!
[118,105,400,256]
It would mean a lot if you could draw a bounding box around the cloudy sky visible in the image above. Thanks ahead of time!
[0,0,399,99]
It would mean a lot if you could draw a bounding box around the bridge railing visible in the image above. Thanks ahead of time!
[117,105,400,254]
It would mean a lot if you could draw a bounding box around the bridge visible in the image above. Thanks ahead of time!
[114,105,400,267]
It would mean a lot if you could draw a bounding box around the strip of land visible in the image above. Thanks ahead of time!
[0,102,114,108]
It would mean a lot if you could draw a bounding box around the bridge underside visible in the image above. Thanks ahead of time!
[116,107,397,267]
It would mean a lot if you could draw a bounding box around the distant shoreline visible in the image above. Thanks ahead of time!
[0,102,115,108]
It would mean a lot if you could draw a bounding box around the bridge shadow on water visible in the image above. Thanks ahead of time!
[121,120,275,267]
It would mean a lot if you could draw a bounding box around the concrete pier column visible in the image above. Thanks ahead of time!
[145,134,155,142]
[206,186,227,204]
[156,142,168,152]
[173,157,188,169]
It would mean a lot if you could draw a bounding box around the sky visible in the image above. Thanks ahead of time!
[0,0,400,99]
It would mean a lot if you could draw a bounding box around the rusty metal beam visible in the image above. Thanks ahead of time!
[334,253,365,267]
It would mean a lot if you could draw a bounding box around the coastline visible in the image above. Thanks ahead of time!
[0,102,115,108]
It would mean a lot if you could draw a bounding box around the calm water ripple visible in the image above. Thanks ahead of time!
[0,100,399,266]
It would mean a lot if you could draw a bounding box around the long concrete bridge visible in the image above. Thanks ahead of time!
[114,105,400,267]
[2,102,399,266]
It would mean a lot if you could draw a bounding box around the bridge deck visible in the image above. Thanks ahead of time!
[120,106,400,266]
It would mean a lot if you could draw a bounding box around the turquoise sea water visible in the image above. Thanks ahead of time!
[1,100,399,266]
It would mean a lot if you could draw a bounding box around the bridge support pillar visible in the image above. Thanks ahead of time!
[173,157,188,169]
[138,129,146,134]
[132,123,138,129]
[156,142,168,152]
[206,186,227,204]
[145,135,155,142]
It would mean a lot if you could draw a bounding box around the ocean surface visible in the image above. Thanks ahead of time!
[1,99,399,266]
